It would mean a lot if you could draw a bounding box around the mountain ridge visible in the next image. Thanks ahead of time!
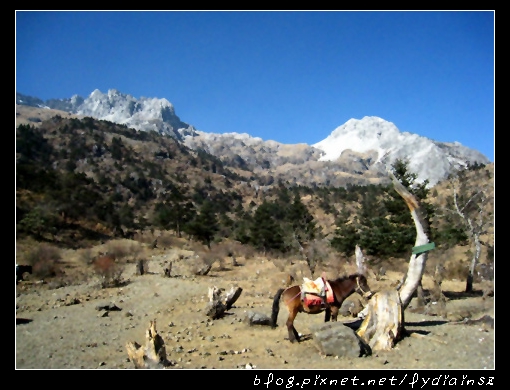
[16,90,490,187]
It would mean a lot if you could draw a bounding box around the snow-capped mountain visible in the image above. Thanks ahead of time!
[312,116,490,186]
[16,89,197,141]
[16,90,491,187]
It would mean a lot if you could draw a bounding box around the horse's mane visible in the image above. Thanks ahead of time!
[329,273,363,283]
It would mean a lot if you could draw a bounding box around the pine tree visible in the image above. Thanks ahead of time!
[185,200,219,248]
[330,208,360,256]
[249,200,285,252]
[287,192,318,244]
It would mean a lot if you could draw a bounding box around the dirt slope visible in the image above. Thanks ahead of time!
[16,250,494,370]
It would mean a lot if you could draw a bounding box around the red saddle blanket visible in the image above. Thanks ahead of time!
[302,294,325,307]
[301,281,334,307]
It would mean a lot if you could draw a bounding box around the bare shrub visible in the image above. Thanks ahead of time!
[369,256,408,280]
[184,239,208,253]
[156,232,181,249]
[221,240,246,266]
[208,244,229,270]
[133,230,158,246]
[221,240,244,257]
[236,244,255,260]
[302,238,333,278]
[105,240,129,259]
[77,247,95,265]
[287,259,314,280]
[272,256,290,273]
[105,239,142,263]
[23,243,62,280]
[92,255,126,288]
[208,240,252,268]
[321,251,357,277]
[443,260,468,281]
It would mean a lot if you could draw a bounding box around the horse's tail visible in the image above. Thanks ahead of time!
[271,288,285,328]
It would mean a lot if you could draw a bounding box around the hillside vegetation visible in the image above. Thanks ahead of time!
[16,109,494,289]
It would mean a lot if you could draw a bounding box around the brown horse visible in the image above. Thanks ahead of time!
[271,273,373,343]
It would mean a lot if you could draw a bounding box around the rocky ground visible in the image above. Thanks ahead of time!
[15,248,494,370]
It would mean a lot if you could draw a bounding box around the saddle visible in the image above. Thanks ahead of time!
[301,276,334,310]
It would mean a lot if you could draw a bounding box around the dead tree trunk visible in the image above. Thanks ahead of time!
[224,286,243,310]
[126,320,172,369]
[356,289,403,351]
[136,259,146,275]
[355,245,367,276]
[163,262,173,277]
[357,171,432,351]
[205,286,243,319]
[466,230,482,293]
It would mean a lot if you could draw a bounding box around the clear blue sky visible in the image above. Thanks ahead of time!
[16,11,495,162]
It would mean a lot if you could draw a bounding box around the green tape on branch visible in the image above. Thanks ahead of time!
[412,242,435,255]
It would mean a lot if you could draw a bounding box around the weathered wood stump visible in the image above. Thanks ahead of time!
[356,289,403,351]
[354,171,433,352]
[136,259,147,275]
[205,286,243,319]
[195,263,212,276]
[163,262,173,277]
[126,320,172,369]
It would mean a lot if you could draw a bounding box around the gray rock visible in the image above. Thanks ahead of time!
[244,311,272,326]
[310,321,371,358]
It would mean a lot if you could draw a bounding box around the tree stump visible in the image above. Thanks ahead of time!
[163,262,173,278]
[205,286,243,319]
[355,171,433,352]
[136,259,146,275]
[126,320,172,369]
[195,263,212,276]
[356,289,403,351]
[224,286,243,310]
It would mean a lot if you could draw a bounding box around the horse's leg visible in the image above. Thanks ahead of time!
[286,309,300,343]
[291,325,300,343]
[330,306,340,321]
[324,307,331,322]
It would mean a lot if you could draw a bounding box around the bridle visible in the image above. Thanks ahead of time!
[355,275,373,299]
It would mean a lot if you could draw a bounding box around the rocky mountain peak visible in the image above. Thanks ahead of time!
[16,90,491,188]
[312,115,489,186]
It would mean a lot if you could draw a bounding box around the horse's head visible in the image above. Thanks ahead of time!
[354,274,373,299]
